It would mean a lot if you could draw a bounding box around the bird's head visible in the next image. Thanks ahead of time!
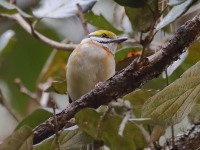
[82,30,127,54]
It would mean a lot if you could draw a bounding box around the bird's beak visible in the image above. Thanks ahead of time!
[111,37,128,44]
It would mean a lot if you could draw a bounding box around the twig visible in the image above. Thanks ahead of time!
[139,28,158,61]
[164,17,176,148]
[118,101,132,136]
[164,70,176,149]
[33,14,200,144]
[51,99,60,150]
[14,78,40,105]
[76,3,89,36]
[38,80,53,107]
[0,13,77,51]
[0,90,20,122]
[93,106,112,150]
[96,106,112,139]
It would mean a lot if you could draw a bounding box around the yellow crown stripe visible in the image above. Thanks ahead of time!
[89,30,116,38]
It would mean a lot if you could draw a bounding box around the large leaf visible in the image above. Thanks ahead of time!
[0,126,33,150]
[125,0,159,32]
[33,0,96,19]
[188,104,200,124]
[123,89,158,117]
[114,0,147,8]
[15,108,52,130]
[156,0,198,31]
[75,108,147,150]
[84,11,123,35]
[142,61,200,126]
[0,0,32,18]
[33,129,92,150]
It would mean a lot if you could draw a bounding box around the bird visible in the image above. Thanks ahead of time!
[66,30,127,102]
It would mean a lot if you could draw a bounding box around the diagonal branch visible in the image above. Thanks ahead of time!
[0,13,77,51]
[33,14,200,145]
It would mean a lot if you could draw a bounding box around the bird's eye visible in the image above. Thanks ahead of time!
[101,33,109,38]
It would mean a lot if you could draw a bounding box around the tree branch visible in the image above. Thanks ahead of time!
[33,14,200,145]
[0,90,20,122]
[0,13,77,51]
[76,3,89,36]
[14,78,40,105]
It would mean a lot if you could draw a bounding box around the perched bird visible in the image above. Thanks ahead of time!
[66,30,127,102]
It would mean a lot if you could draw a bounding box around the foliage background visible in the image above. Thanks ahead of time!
[0,0,200,149]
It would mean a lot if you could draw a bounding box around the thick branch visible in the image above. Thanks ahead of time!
[33,14,200,144]
[0,13,77,51]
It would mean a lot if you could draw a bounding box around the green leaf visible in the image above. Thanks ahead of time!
[183,41,200,69]
[168,0,187,6]
[115,47,153,71]
[181,60,200,78]
[115,47,141,71]
[33,129,93,150]
[84,11,123,35]
[39,49,71,82]
[75,108,147,150]
[115,47,141,63]
[0,126,32,150]
[188,104,200,124]
[142,61,200,126]
[156,0,198,31]
[0,0,32,18]
[125,0,159,32]
[114,0,147,8]
[15,108,53,130]
[123,89,158,117]
[0,20,54,115]
[45,80,67,94]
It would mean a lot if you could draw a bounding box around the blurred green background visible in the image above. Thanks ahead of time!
[0,0,199,144]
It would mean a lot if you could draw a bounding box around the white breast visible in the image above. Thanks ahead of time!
[66,42,115,101]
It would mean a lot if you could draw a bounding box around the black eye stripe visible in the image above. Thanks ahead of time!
[101,33,109,38]
[99,40,110,44]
